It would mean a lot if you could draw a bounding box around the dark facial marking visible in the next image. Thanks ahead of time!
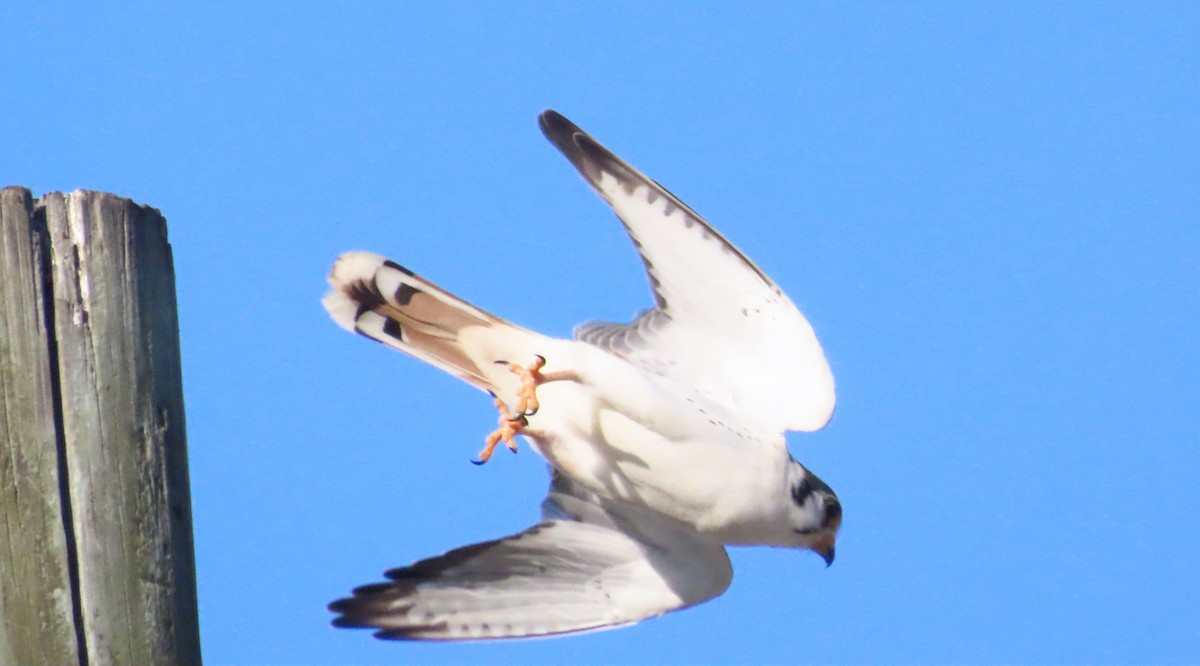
[790,469,835,508]
[791,477,814,507]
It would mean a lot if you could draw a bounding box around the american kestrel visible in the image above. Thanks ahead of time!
[322,110,840,641]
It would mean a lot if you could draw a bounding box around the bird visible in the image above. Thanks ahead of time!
[321,110,841,641]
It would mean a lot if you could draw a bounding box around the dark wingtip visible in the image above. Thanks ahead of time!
[537,109,575,140]
[537,109,640,195]
[538,110,587,168]
[330,615,367,629]
[329,597,377,629]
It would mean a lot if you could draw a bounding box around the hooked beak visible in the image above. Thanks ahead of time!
[813,496,840,567]
[817,544,835,567]
[813,532,837,567]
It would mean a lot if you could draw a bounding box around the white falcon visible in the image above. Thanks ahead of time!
[322,110,841,641]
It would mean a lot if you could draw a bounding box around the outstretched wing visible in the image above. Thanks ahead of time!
[329,472,732,641]
[539,110,835,435]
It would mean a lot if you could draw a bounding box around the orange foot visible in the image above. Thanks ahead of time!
[499,354,547,417]
[473,391,527,465]
[474,355,576,466]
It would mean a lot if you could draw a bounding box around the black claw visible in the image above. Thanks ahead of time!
[471,458,486,466]
[509,446,517,454]
[534,354,546,364]
[493,360,510,366]
[523,406,539,417]
[507,414,529,426]
[487,389,497,398]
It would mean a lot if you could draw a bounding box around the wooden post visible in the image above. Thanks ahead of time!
[0,187,201,665]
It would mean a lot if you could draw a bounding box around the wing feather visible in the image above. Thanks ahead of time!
[329,472,732,641]
[539,110,835,433]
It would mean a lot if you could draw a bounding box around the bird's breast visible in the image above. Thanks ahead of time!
[528,381,785,539]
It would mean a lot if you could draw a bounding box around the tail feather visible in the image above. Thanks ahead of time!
[323,252,535,394]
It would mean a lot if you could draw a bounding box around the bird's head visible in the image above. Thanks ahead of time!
[785,459,842,566]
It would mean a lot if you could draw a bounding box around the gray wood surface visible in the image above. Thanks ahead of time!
[0,187,200,666]
[0,187,82,666]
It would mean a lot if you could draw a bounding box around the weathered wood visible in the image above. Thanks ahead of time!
[0,187,201,665]
[0,187,82,665]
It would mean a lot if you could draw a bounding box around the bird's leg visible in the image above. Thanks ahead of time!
[501,355,549,417]
[475,355,578,466]
[474,391,526,465]
[499,354,545,416]
[496,354,580,417]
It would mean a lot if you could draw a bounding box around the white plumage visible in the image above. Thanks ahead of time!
[323,110,841,641]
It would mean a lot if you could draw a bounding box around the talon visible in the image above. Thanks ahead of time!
[476,356,556,464]
[474,427,515,465]
[504,355,546,418]
[477,391,524,464]
[501,432,520,452]
[473,430,505,465]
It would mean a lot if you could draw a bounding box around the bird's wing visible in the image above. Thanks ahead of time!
[539,111,835,435]
[328,471,732,641]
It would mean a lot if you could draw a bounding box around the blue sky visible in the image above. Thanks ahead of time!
[3,2,1197,664]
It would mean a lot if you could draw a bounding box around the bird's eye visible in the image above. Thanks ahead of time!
[823,500,842,529]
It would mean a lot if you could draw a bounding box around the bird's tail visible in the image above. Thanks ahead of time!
[323,252,542,396]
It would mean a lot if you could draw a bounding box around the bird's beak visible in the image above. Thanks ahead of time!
[813,533,836,567]
[817,544,835,567]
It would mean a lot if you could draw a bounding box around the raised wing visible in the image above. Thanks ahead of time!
[329,472,732,641]
[539,110,835,434]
